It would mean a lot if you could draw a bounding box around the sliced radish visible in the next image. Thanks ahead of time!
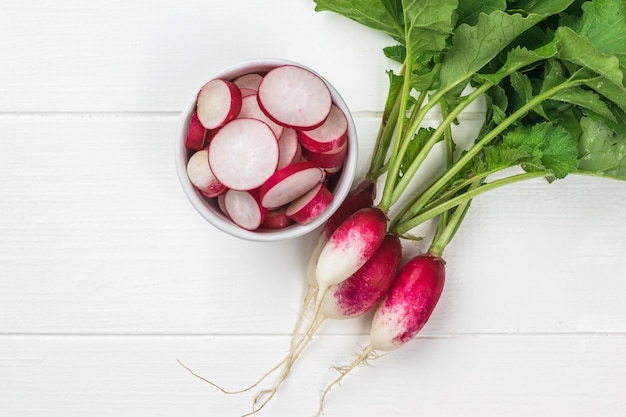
[223,189,267,231]
[324,164,343,176]
[277,128,302,170]
[286,183,334,225]
[257,65,332,130]
[238,94,284,139]
[208,118,279,191]
[240,88,257,98]
[302,140,348,169]
[217,193,229,217]
[185,112,208,151]
[298,104,348,152]
[186,149,227,198]
[233,73,263,91]
[261,207,295,230]
[196,79,242,130]
[259,161,325,209]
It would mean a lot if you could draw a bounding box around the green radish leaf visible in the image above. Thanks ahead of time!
[400,127,436,177]
[402,0,458,67]
[314,0,405,43]
[439,6,570,93]
[384,45,406,63]
[549,87,616,122]
[571,0,626,70]
[502,122,578,178]
[578,116,626,179]
[456,0,506,26]
[384,70,404,120]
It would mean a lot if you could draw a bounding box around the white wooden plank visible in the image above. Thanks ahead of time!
[0,0,395,113]
[1,116,625,336]
[1,335,625,417]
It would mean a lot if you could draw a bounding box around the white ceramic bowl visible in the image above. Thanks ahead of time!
[174,58,358,242]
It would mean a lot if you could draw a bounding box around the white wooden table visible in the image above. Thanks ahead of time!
[2,2,625,416]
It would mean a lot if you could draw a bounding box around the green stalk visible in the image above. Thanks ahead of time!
[367,94,401,181]
[388,82,493,207]
[392,170,550,234]
[428,189,474,257]
[378,53,415,214]
[378,73,474,212]
[431,99,455,246]
[394,77,588,224]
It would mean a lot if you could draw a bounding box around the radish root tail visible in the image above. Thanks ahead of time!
[311,345,376,417]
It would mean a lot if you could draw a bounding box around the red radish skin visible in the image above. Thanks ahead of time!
[223,189,267,231]
[286,183,333,225]
[233,73,263,91]
[315,206,388,289]
[196,79,242,130]
[240,88,257,98]
[186,149,227,198]
[276,128,301,170]
[370,254,446,351]
[258,161,325,209]
[260,207,294,230]
[185,112,208,151]
[257,65,332,130]
[298,104,348,153]
[238,94,284,139]
[321,234,402,319]
[208,118,279,191]
[303,140,348,169]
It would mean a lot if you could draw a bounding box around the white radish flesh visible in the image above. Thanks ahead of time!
[315,207,388,290]
[233,73,263,91]
[238,94,284,139]
[208,118,279,191]
[286,183,333,225]
[223,189,267,231]
[276,128,301,170]
[258,161,324,209]
[196,79,242,130]
[257,65,332,130]
[298,104,348,152]
[186,149,227,198]
[185,112,208,151]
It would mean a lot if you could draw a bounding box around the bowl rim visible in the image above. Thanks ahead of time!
[174,58,358,242]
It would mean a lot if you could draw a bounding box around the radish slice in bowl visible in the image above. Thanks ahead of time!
[174,58,358,242]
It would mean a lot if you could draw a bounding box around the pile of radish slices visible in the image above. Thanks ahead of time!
[184,65,350,231]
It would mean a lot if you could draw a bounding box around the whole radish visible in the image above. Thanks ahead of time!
[312,253,446,416]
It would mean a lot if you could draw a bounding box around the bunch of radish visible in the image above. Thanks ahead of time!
[179,177,447,416]
[184,65,351,231]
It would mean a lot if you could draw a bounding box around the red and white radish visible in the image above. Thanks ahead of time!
[313,254,446,416]
[186,149,227,198]
[298,104,348,153]
[315,206,388,290]
[196,79,242,130]
[223,189,267,231]
[276,128,302,170]
[260,207,294,230]
[185,112,208,151]
[208,118,279,191]
[238,94,284,139]
[258,161,325,209]
[257,65,332,130]
[321,234,402,319]
[240,88,257,98]
[285,183,333,225]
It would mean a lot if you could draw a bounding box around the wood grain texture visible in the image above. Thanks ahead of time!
[1,1,625,416]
